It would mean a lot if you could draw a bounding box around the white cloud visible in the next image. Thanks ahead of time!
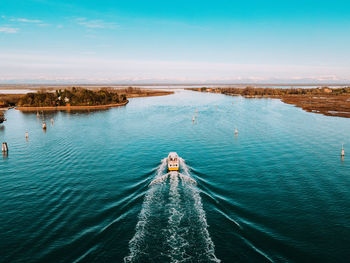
[75,17,118,29]
[80,51,96,55]
[0,27,19,33]
[0,52,349,83]
[10,18,43,23]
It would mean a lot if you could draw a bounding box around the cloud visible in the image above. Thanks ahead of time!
[80,51,96,55]
[0,52,349,83]
[75,17,118,29]
[0,27,19,33]
[10,18,43,23]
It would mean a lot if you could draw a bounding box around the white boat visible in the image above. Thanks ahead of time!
[167,152,179,171]
[149,153,196,186]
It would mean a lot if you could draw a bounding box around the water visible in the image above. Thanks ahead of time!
[1,90,350,262]
[0,89,34,94]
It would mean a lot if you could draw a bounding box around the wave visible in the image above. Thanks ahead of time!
[125,157,220,263]
[164,171,189,262]
[180,158,220,263]
[124,159,168,263]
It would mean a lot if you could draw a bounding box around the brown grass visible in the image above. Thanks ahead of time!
[188,87,350,118]
[126,90,174,98]
[281,95,350,118]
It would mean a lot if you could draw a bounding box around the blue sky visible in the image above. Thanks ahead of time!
[0,0,349,83]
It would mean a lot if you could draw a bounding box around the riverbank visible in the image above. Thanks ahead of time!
[187,87,350,118]
[127,91,174,98]
[281,95,350,118]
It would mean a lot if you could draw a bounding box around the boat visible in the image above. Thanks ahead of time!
[149,153,196,186]
[167,152,179,171]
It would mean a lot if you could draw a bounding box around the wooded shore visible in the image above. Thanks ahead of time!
[0,87,173,111]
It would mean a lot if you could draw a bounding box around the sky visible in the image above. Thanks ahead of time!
[0,0,350,84]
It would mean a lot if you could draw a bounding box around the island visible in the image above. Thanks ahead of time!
[0,87,173,111]
[187,86,350,118]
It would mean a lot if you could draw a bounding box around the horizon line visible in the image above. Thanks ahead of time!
[1,82,350,87]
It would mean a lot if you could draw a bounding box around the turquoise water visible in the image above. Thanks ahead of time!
[1,90,350,262]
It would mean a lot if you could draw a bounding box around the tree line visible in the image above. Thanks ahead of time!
[191,87,350,96]
[18,87,127,107]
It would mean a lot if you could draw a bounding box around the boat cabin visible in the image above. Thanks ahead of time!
[167,152,179,171]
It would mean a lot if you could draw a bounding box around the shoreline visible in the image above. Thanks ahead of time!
[16,100,129,111]
[1,88,174,111]
[127,91,174,98]
[187,87,350,118]
[1,83,350,88]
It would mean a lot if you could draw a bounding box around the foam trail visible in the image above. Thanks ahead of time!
[124,159,167,263]
[150,172,196,186]
[164,172,189,262]
[180,158,221,263]
[184,183,220,262]
[156,158,168,178]
[149,172,170,186]
[178,173,196,185]
[126,157,220,262]
[179,158,190,176]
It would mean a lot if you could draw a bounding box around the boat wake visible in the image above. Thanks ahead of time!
[124,157,220,263]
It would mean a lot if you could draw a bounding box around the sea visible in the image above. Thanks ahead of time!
[1,89,350,262]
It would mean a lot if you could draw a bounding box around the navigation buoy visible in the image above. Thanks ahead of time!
[2,142,8,153]
[235,128,238,135]
[42,122,47,130]
[341,144,345,157]
[25,131,29,139]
